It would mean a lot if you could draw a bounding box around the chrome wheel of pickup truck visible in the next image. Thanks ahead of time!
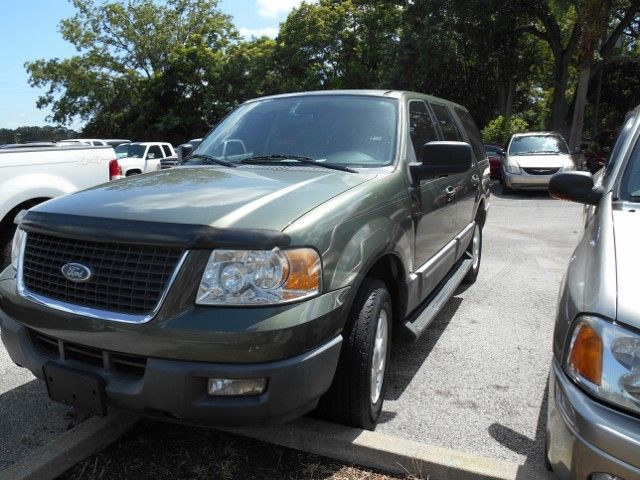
[316,278,392,430]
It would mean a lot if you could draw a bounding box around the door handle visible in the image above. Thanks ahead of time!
[444,186,455,202]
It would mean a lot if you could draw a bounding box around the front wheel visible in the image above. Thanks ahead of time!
[316,278,392,430]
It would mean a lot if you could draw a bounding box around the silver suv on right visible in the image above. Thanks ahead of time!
[501,132,576,194]
[546,108,640,479]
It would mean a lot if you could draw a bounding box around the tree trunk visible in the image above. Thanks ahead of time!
[569,65,592,148]
[550,56,570,134]
[505,78,515,121]
[590,63,604,137]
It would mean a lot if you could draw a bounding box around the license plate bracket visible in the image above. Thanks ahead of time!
[43,362,107,416]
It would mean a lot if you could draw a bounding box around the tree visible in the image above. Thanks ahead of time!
[26,0,241,142]
[274,0,402,91]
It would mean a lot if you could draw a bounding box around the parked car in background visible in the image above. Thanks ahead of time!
[114,142,176,176]
[103,139,131,147]
[546,106,640,479]
[175,138,203,164]
[0,143,120,268]
[501,132,575,194]
[585,129,617,174]
[1,90,489,430]
[484,144,505,180]
[62,138,109,146]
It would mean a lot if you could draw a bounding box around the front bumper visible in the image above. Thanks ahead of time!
[547,360,640,480]
[503,170,555,190]
[1,313,342,425]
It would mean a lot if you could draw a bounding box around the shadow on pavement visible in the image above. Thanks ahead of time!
[487,376,549,471]
[0,377,85,470]
[385,296,463,401]
[490,181,556,201]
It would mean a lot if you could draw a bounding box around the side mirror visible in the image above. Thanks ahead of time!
[572,146,582,155]
[410,141,473,182]
[549,172,603,205]
[497,148,506,156]
[147,153,156,159]
[177,144,194,161]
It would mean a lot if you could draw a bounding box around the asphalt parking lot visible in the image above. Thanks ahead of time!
[378,182,583,468]
[0,182,583,475]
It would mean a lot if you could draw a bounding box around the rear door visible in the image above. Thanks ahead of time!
[453,107,485,235]
[145,145,163,172]
[428,102,479,241]
[408,99,458,296]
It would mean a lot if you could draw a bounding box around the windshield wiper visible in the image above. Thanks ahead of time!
[241,155,357,173]
[182,153,236,168]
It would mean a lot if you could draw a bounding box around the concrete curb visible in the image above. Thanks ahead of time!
[224,417,555,480]
[0,413,138,480]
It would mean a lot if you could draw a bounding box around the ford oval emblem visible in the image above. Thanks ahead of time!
[61,263,93,283]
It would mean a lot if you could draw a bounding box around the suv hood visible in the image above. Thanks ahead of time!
[613,207,640,328]
[508,154,572,168]
[33,166,376,231]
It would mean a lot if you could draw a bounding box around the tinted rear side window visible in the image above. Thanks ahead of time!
[455,107,485,162]
[408,100,439,155]
[430,103,461,141]
[161,144,172,157]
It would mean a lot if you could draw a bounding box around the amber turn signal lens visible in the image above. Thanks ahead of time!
[569,323,603,385]
[283,249,321,292]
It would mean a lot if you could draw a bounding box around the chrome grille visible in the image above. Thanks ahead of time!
[522,167,560,175]
[22,232,183,316]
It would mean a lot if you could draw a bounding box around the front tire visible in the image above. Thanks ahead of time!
[316,278,392,430]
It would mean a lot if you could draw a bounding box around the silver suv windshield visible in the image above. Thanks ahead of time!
[188,95,398,168]
[508,135,569,156]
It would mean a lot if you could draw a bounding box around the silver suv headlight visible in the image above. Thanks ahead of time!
[504,160,521,174]
[196,248,321,305]
[10,228,26,270]
[564,315,640,416]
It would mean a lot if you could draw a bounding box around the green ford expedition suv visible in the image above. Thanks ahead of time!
[0,90,489,429]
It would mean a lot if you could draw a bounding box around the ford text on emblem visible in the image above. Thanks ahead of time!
[61,263,93,283]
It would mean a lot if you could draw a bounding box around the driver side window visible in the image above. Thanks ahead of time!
[408,101,439,158]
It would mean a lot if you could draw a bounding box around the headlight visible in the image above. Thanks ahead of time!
[10,228,26,270]
[565,315,640,415]
[561,161,576,171]
[196,248,321,305]
[504,162,521,174]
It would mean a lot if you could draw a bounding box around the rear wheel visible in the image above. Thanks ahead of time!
[316,278,392,430]
[462,221,482,284]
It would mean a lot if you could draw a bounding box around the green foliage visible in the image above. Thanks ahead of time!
[481,115,530,146]
[22,0,640,142]
[0,126,78,145]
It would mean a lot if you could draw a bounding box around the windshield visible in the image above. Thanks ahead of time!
[508,135,569,155]
[188,95,398,167]
[621,139,640,200]
[115,144,144,159]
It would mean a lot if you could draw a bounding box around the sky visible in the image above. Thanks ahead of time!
[0,0,305,129]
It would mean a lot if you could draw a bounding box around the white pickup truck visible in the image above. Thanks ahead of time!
[114,142,176,176]
[0,145,120,267]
